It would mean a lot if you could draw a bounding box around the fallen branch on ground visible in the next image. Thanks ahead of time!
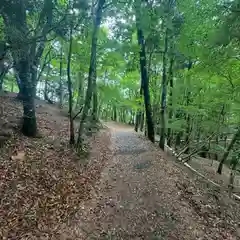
[177,132,217,162]
[165,142,240,201]
[183,162,240,201]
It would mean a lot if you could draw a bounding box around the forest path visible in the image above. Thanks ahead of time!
[76,122,239,240]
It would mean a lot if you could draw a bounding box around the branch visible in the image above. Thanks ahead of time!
[181,132,217,163]
[37,47,53,82]
[103,1,113,9]
[72,107,83,120]
[220,72,235,89]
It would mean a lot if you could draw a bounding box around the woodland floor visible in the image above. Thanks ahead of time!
[0,94,240,239]
[71,122,240,240]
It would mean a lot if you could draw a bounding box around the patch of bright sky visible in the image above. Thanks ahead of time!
[102,17,117,39]
[102,16,132,39]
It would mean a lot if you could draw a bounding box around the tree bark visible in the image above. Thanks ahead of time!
[76,0,105,149]
[140,112,144,132]
[92,84,98,121]
[136,20,155,142]
[184,61,193,153]
[67,24,75,145]
[0,65,8,90]
[134,111,141,132]
[113,105,117,121]
[59,43,64,108]
[159,28,168,150]
[19,59,37,137]
[2,0,37,136]
[217,127,240,174]
[92,65,98,121]
[44,63,50,101]
[167,56,174,147]
[75,72,84,110]
[2,0,53,136]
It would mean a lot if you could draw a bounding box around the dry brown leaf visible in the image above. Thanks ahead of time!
[11,151,25,161]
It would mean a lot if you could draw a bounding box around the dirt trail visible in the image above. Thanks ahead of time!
[74,122,240,240]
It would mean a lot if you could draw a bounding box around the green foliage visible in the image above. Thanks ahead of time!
[1,0,240,160]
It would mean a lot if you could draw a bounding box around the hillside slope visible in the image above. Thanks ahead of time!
[0,94,111,239]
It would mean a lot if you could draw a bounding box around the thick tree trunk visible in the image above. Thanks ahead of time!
[136,24,155,142]
[31,65,38,97]
[76,0,105,149]
[67,24,75,145]
[2,0,52,137]
[159,29,168,150]
[15,72,24,99]
[217,127,240,174]
[19,59,37,137]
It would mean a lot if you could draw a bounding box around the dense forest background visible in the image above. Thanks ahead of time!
[0,0,240,181]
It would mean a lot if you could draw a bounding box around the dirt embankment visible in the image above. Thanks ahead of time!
[0,94,111,239]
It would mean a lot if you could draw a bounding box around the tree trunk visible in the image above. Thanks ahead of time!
[140,112,144,132]
[175,131,183,149]
[217,127,240,174]
[75,72,84,110]
[92,84,98,121]
[31,66,38,97]
[67,24,75,145]
[214,136,219,160]
[2,0,52,137]
[76,0,105,149]
[184,61,192,153]
[136,19,155,142]
[113,105,117,121]
[129,110,135,125]
[135,83,143,133]
[167,56,174,147]
[44,63,50,101]
[92,63,98,121]
[134,111,141,132]
[159,28,168,150]
[123,109,126,123]
[228,154,239,196]
[16,72,24,98]
[59,42,63,108]
[0,66,8,90]
[19,59,37,137]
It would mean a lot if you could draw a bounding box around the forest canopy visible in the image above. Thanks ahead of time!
[0,0,240,174]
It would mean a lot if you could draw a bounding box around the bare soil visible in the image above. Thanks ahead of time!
[188,157,240,194]
[0,95,240,239]
[71,122,240,240]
